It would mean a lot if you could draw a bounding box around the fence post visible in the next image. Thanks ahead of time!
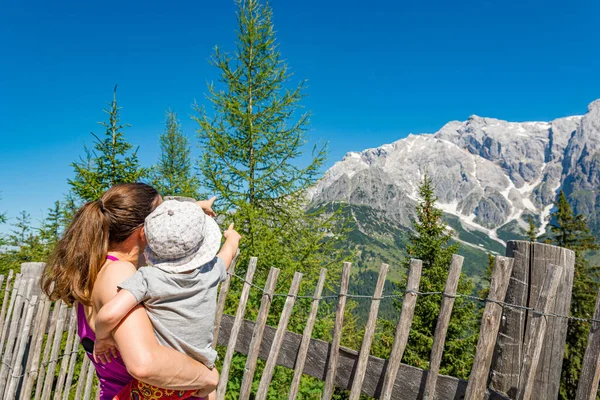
[239,267,280,400]
[465,256,514,400]
[422,254,464,400]
[256,272,303,400]
[289,268,327,400]
[490,241,575,399]
[322,262,352,400]
[575,288,600,400]
[20,262,45,298]
[380,259,422,400]
[216,257,257,399]
[517,264,562,400]
[348,263,389,400]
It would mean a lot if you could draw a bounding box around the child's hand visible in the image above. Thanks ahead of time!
[93,334,119,365]
[196,197,217,217]
[224,223,241,243]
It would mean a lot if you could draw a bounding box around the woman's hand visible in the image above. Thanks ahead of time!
[196,197,217,217]
[93,334,119,365]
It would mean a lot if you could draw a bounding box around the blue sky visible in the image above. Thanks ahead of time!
[1,0,599,231]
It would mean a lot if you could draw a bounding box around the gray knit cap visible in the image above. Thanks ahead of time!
[143,199,222,273]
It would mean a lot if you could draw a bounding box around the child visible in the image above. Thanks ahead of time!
[93,198,241,400]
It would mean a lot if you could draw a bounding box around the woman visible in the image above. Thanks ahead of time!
[41,183,218,400]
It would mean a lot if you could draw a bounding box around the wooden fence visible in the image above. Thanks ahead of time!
[1,241,600,399]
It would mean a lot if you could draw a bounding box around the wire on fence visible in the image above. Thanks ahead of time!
[0,350,81,379]
[226,271,600,325]
[2,266,600,382]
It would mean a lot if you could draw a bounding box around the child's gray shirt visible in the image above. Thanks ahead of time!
[118,256,227,368]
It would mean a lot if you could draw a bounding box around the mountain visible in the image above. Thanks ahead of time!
[310,100,600,281]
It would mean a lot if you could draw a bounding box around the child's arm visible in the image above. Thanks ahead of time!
[93,289,140,364]
[217,223,241,269]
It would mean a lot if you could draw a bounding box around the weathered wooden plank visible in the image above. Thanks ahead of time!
[82,360,96,400]
[42,301,69,400]
[491,241,575,399]
[0,270,15,335]
[0,274,22,356]
[239,267,280,400]
[62,310,83,400]
[74,356,91,400]
[349,263,388,400]
[380,259,423,400]
[213,249,239,349]
[34,301,62,400]
[21,297,52,400]
[575,287,600,400]
[256,272,303,400]
[215,313,509,399]
[423,254,464,400]
[465,256,515,400]
[0,278,27,398]
[517,263,562,400]
[5,295,38,400]
[20,262,46,298]
[288,268,327,400]
[216,257,257,399]
[322,262,352,400]
[54,307,78,400]
[10,280,34,372]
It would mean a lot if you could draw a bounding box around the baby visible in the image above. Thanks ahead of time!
[93,198,240,400]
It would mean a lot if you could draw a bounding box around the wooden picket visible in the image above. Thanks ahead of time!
[0,240,593,400]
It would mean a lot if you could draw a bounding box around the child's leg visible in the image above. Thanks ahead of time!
[113,378,197,400]
[207,391,217,400]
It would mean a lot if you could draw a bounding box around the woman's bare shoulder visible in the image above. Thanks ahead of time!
[93,260,137,306]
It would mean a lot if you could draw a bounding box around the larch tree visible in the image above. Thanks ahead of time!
[151,110,201,198]
[69,86,146,202]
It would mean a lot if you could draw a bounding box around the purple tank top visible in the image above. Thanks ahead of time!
[77,255,132,400]
[77,255,202,400]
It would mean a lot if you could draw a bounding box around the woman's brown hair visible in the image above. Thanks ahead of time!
[42,183,160,305]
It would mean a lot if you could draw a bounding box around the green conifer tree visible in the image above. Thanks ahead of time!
[400,175,478,379]
[195,0,349,396]
[151,110,201,198]
[195,0,344,278]
[69,86,146,202]
[552,191,600,400]
[527,216,538,242]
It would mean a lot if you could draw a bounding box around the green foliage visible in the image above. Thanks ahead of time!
[69,86,146,202]
[552,191,600,400]
[396,175,478,379]
[151,110,201,198]
[527,215,538,242]
[0,202,64,275]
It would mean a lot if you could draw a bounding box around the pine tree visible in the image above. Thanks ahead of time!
[69,86,147,202]
[151,110,201,198]
[527,216,538,242]
[400,175,478,379]
[552,191,600,400]
[39,201,62,247]
[195,0,342,278]
[195,0,349,396]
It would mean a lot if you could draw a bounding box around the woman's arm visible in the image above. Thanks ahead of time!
[113,306,218,394]
[93,261,219,395]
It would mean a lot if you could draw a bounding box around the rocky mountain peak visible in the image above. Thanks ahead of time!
[311,100,600,247]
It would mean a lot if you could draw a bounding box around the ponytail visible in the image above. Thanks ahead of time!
[42,200,109,305]
[41,183,159,306]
